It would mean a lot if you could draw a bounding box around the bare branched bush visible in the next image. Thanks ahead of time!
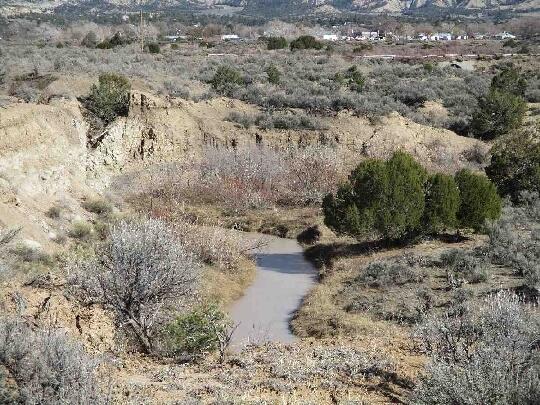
[196,146,285,211]
[0,317,106,404]
[179,145,345,212]
[413,291,540,404]
[68,218,200,353]
[128,145,344,213]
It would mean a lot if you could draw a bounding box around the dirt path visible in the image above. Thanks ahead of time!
[229,235,316,346]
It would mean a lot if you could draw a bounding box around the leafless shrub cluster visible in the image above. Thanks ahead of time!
[413,291,540,404]
[174,219,253,272]
[0,317,106,404]
[124,145,344,213]
[68,218,200,354]
[177,145,345,212]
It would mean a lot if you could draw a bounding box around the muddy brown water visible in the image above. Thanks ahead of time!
[230,235,317,346]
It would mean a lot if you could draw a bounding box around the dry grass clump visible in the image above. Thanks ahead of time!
[173,219,259,305]
[251,343,395,386]
[45,204,62,219]
[9,243,51,265]
[116,340,409,403]
[174,220,248,272]
[291,282,365,338]
[209,342,408,403]
[68,220,94,240]
[82,198,114,216]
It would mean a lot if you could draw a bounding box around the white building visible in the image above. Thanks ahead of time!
[360,31,379,40]
[431,32,452,41]
[221,34,240,41]
[164,35,187,42]
[495,32,516,40]
[322,34,339,41]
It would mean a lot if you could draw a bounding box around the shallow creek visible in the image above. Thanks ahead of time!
[230,235,317,346]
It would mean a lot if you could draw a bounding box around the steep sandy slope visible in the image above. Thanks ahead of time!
[0,100,91,248]
[98,91,483,173]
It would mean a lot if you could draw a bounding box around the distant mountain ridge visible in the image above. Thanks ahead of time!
[0,0,539,17]
[243,0,540,15]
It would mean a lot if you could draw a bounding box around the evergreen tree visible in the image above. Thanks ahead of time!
[424,173,460,233]
[86,73,131,124]
[455,169,502,232]
[472,89,526,140]
[486,131,540,201]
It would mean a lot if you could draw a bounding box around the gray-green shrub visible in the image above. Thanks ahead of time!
[440,249,488,285]
[0,317,106,404]
[356,261,424,288]
[487,194,540,289]
[413,291,540,405]
[82,198,113,216]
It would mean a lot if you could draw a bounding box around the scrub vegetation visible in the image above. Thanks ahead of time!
[0,12,539,405]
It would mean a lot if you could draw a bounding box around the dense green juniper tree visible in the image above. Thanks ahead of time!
[86,73,131,124]
[323,152,502,241]
[455,169,502,232]
[486,130,540,201]
[472,66,527,140]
